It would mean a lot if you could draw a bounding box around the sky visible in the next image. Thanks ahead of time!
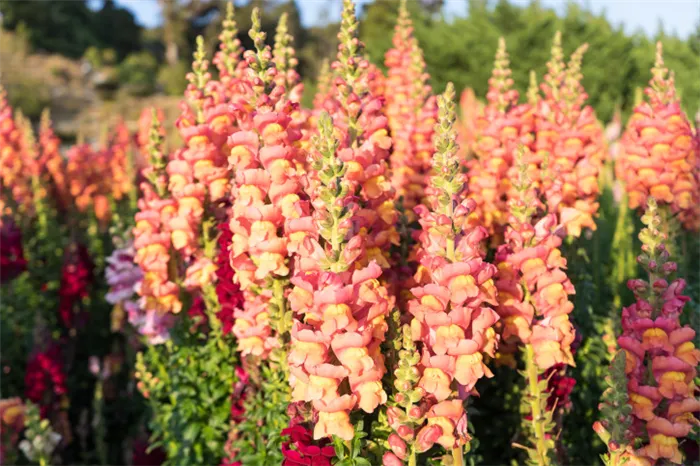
[113,0,700,39]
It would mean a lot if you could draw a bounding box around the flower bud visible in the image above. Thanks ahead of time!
[388,434,407,460]
[415,424,442,453]
[382,452,403,466]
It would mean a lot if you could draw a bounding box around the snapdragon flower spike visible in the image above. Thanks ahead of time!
[108,120,133,202]
[403,83,500,456]
[133,114,180,343]
[385,0,437,223]
[136,106,165,157]
[228,8,303,358]
[456,87,483,163]
[535,33,605,237]
[616,198,699,465]
[468,38,533,237]
[325,0,398,266]
[38,110,69,211]
[0,89,27,216]
[166,37,220,268]
[618,43,700,231]
[287,111,393,441]
[495,149,576,370]
[273,13,303,104]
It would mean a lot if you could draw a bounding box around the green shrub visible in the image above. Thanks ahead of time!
[157,61,190,96]
[6,80,50,120]
[118,51,158,97]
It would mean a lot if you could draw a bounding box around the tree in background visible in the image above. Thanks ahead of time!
[0,0,141,59]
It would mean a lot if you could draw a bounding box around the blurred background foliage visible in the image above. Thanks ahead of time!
[1,0,698,134]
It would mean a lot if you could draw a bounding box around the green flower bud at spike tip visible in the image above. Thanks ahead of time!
[527,70,539,106]
[491,37,514,113]
[217,1,242,76]
[431,82,463,215]
[546,31,565,86]
[273,13,290,73]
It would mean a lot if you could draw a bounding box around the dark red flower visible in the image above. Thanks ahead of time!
[281,424,335,466]
[132,438,166,466]
[25,344,67,416]
[230,366,248,423]
[187,295,208,333]
[215,223,243,335]
[58,244,93,328]
[0,217,27,283]
[542,363,576,412]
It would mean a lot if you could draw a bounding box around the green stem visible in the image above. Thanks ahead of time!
[452,445,464,466]
[524,344,551,466]
[408,447,417,466]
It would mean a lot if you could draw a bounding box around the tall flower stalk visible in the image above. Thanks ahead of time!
[496,149,577,465]
[384,0,436,225]
[618,42,699,236]
[383,83,500,466]
[468,38,533,239]
[605,198,700,465]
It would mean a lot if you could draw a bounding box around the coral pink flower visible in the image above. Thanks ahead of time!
[227,13,305,360]
[617,199,699,465]
[618,43,699,231]
[286,4,396,434]
[468,38,533,237]
[528,34,604,237]
[494,166,576,370]
[384,3,436,221]
[397,84,499,455]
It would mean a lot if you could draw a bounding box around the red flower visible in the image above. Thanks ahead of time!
[24,344,67,417]
[281,425,336,466]
[58,244,93,328]
[0,217,27,283]
[132,438,166,466]
[542,363,576,411]
[215,223,243,335]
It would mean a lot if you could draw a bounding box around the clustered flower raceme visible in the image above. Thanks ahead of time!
[108,120,135,203]
[324,0,398,266]
[132,116,180,344]
[618,43,700,231]
[37,110,70,212]
[0,86,31,216]
[213,2,246,100]
[136,107,165,157]
[0,398,26,465]
[0,216,27,283]
[384,0,437,222]
[286,0,395,442]
[529,33,605,238]
[287,111,393,441]
[167,39,229,293]
[227,9,304,358]
[616,198,700,465]
[468,38,533,237]
[383,83,500,465]
[57,243,94,329]
[456,87,483,162]
[494,151,576,370]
